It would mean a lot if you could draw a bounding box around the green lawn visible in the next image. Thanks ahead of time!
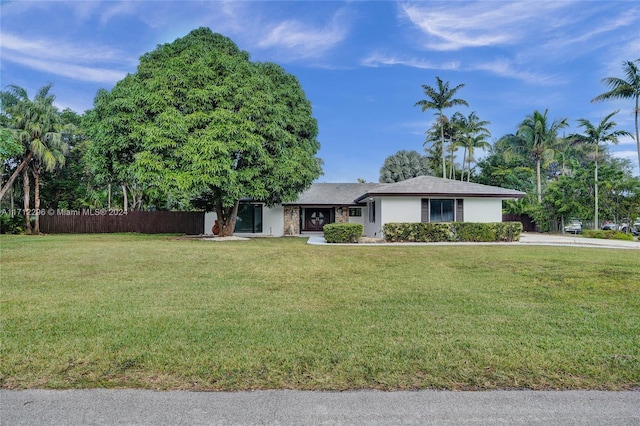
[1,234,638,390]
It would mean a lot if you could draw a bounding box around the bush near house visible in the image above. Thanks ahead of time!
[383,222,523,243]
[323,223,363,243]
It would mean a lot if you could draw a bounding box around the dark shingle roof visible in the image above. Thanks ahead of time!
[284,183,379,205]
[285,177,525,205]
[354,175,525,201]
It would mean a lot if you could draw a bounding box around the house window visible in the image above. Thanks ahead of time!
[349,207,362,217]
[429,199,455,222]
[235,203,263,233]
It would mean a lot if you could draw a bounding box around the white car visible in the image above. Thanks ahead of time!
[564,220,582,234]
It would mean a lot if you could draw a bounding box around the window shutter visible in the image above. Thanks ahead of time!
[456,199,464,222]
[421,199,429,222]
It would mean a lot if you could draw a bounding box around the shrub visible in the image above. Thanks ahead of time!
[583,229,635,241]
[323,223,363,243]
[383,222,522,243]
[0,214,26,234]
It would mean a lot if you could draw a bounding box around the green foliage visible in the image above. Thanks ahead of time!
[379,150,430,183]
[0,213,25,234]
[0,128,23,161]
[383,222,522,243]
[323,222,363,243]
[583,229,635,241]
[85,28,322,221]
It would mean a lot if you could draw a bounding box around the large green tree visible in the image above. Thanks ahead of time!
[379,150,430,183]
[591,58,640,173]
[572,110,632,229]
[415,77,468,179]
[85,28,322,236]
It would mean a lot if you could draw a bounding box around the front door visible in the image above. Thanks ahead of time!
[303,208,332,231]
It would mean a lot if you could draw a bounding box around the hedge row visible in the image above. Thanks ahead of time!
[323,223,363,243]
[383,222,523,243]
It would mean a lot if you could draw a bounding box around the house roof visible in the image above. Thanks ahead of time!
[284,183,379,205]
[354,175,526,202]
[285,176,525,206]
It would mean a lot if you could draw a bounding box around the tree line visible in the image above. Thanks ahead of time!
[1,28,322,236]
[379,59,640,231]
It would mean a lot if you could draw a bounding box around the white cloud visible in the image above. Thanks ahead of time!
[1,32,132,84]
[1,32,127,64]
[471,59,563,86]
[99,1,137,25]
[257,10,348,59]
[2,51,127,84]
[361,53,459,70]
[399,1,572,51]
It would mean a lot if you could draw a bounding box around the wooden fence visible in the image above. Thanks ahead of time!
[502,213,537,232]
[39,210,204,235]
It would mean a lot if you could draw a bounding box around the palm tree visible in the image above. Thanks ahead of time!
[379,150,430,183]
[0,84,66,233]
[415,77,468,179]
[591,58,640,174]
[573,111,632,229]
[456,111,491,182]
[515,109,569,203]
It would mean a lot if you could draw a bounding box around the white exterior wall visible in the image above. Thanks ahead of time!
[348,206,367,228]
[380,197,422,225]
[462,198,503,222]
[363,198,382,238]
[262,205,284,236]
[203,205,284,236]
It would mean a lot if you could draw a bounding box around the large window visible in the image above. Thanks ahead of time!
[429,199,455,222]
[235,203,263,233]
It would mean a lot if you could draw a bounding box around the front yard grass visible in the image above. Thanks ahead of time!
[1,234,638,390]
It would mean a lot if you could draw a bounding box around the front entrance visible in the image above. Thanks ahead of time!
[302,208,333,232]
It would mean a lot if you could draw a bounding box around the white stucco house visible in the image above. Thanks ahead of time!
[204,175,526,238]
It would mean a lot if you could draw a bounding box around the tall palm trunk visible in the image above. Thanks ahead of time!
[594,145,599,230]
[536,157,542,204]
[635,96,639,174]
[122,184,128,213]
[440,114,446,179]
[33,164,41,234]
[22,167,32,234]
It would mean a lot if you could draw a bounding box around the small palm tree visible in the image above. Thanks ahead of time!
[379,150,430,183]
[573,110,632,229]
[415,77,468,179]
[515,109,569,203]
[591,58,640,173]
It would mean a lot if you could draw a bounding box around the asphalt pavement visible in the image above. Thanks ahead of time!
[2,389,639,425]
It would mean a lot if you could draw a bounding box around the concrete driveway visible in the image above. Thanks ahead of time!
[2,389,639,425]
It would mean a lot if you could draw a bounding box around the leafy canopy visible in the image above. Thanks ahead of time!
[85,28,322,210]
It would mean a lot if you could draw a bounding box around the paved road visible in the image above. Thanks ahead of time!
[2,389,639,425]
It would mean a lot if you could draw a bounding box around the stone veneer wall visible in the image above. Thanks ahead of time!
[335,206,349,223]
[284,206,300,235]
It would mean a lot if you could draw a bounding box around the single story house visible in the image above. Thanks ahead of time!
[204,175,526,238]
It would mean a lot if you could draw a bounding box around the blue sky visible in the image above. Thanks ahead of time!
[2,1,639,182]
